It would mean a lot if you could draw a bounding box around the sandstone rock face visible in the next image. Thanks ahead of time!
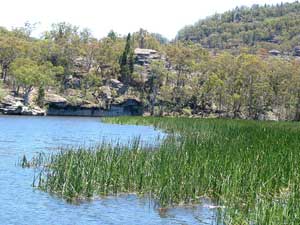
[64,75,81,89]
[0,87,144,117]
[134,48,162,68]
[294,46,300,56]
[0,95,45,116]
[107,79,127,95]
[269,49,281,56]
[45,93,68,107]
[46,97,143,117]
[98,86,112,100]
[108,79,124,89]
[21,106,45,116]
[258,111,279,121]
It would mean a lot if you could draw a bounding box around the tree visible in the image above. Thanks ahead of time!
[36,86,45,107]
[237,54,268,118]
[10,58,63,105]
[82,71,101,96]
[291,60,300,121]
[147,61,168,115]
[176,2,300,53]
[266,58,292,109]
[94,37,123,79]
[12,22,39,40]
[0,36,28,82]
[119,33,134,84]
[80,38,99,73]
[107,30,117,41]
[0,80,6,101]
[133,29,163,50]
[44,22,81,83]
[209,53,235,112]
[166,42,208,110]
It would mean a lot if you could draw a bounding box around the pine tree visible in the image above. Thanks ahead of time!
[120,33,134,84]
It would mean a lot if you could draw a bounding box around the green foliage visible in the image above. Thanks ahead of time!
[0,35,29,81]
[36,86,45,107]
[82,71,101,95]
[0,81,6,100]
[10,58,63,104]
[120,33,134,84]
[29,117,300,224]
[107,30,117,41]
[181,107,192,116]
[11,58,63,88]
[147,61,168,115]
[177,2,300,53]
[132,28,166,50]
[0,18,299,118]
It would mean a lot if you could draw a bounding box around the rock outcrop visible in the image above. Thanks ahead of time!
[269,49,281,56]
[257,111,279,121]
[0,85,143,117]
[46,96,143,117]
[134,48,160,66]
[45,93,68,107]
[294,46,300,57]
[0,95,45,116]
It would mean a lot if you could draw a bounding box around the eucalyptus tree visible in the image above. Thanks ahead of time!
[132,28,162,50]
[0,80,6,100]
[0,36,28,82]
[43,22,81,85]
[10,58,63,105]
[94,37,124,79]
[291,60,300,121]
[147,61,168,115]
[237,54,268,118]
[166,41,208,110]
[266,57,293,111]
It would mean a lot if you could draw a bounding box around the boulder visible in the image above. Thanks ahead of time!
[294,46,300,56]
[64,75,81,89]
[269,49,281,56]
[99,86,112,100]
[21,106,45,116]
[108,79,124,89]
[45,93,68,107]
[0,95,23,114]
[107,79,127,95]
[0,95,45,116]
[258,111,279,121]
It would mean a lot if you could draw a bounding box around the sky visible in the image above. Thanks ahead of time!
[0,0,296,40]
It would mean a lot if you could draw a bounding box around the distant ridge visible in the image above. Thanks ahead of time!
[177,1,300,54]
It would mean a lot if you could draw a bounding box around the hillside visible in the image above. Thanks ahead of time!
[1,16,300,121]
[177,1,300,54]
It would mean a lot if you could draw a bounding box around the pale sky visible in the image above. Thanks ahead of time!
[0,0,296,40]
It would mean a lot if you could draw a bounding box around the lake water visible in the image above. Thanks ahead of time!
[0,115,220,225]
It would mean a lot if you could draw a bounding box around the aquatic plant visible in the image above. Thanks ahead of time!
[29,117,300,224]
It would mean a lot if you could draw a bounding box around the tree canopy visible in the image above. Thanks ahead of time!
[177,2,300,54]
[0,15,300,120]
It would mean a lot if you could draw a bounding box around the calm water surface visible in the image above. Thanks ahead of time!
[0,115,220,225]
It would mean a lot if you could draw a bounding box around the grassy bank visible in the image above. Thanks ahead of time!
[29,117,300,224]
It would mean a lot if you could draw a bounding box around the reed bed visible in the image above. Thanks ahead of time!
[27,117,300,224]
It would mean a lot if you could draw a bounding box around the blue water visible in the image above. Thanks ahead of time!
[0,115,220,225]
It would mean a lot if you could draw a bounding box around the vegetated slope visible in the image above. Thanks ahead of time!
[177,1,300,53]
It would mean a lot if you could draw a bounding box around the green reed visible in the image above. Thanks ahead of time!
[28,117,300,224]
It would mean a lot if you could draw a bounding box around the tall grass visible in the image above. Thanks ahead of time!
[28,117,300,224]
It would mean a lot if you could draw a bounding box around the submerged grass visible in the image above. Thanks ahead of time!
[27,117,300,224]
